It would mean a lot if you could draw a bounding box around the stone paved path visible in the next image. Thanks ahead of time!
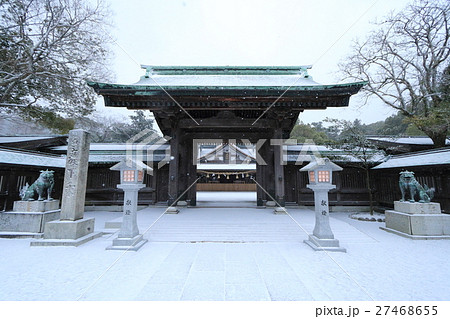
[1,205,449,301]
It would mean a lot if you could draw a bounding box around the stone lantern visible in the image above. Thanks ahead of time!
[106,159,152,251]
[300,157,346,252]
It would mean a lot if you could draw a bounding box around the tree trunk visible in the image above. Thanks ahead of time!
[365,167,374,215]
[419,125,448,148]
[429,133,448,148]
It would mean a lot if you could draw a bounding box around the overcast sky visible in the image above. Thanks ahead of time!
[99,0,411,125]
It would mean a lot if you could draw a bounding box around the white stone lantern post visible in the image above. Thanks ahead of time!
[300,157,346,252]
[106,159,152,251]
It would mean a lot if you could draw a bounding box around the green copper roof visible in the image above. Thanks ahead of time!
[141,65,312,76]
[87,65,367,95]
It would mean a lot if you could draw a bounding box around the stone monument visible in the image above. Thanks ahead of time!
[300,158,346,252]
[31,129,101,246]
[0,171,60,238]
[106,158,151,251]
[381,171,450,239]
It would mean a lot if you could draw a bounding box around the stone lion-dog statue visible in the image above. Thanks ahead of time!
[20,170,55,201]
[399,171,434,203]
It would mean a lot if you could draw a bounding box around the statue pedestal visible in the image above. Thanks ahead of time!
[393,201,441,214]
[381,201,450,239]
[0,200,60,238]
[13,200,60,213]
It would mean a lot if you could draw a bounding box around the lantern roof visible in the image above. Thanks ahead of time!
[299,157,343,172]
[110,158,153,172]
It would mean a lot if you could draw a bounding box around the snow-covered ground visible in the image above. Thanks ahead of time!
[0,202,449,301]
[197,191,256,207]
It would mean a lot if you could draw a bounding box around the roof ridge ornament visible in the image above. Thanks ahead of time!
[143,66,153,78]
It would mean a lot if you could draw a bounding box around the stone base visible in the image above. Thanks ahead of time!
[30,232,102,247]
[380,226,450,240]
[31,218,100,246]
[177,201,188,207]
[394,201,441,214]
[0,210,60,233]
[274,207,287,214]
[384,210,450,237]
[106,234,148,251]
[304,235,346,252]
[43,218,95,240]
[0,231,43,239]
[13,200,60,212]
[266,201,276,207]
[165,207,179,214]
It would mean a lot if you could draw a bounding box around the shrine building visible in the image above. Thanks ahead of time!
[88,66,365,207]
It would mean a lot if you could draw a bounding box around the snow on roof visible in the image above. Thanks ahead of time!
[110,158,153,172]
[197,163,256,171]
[134,65,321,88]
[88,154,126,164]
[0,136,62,144]
[300,158,343,172]
[53,143,169,152]
[0,148,66,168]
[369,136,450,146]
[286,144,331,152]
[88,153,167,164]
[135,74,321,88]
[372,148,450,169]
[199,143,256,161]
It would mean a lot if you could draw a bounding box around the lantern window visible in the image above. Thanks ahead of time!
[318,170,330,182]
[123,170,135,182]
[137,170,144,182]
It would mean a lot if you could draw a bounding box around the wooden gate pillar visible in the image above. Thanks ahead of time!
[273,128,285,206]
[187,137,197,206]
[168,128,180,206]
[256,139,270,206]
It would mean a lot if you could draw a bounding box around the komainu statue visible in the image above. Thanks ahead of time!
[20,170,55,201]
[399,171,434,203]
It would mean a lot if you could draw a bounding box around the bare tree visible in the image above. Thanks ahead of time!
[326,118,384,215]
[340,0,450,147]
[76,111,160,143]
[0,0,113,130]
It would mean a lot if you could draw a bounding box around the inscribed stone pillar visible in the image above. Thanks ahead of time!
[31,129,100,247]
[60,129,90,221]
[311,184,335,239]
[117,184,144,238]
[304,183,346,252]
[106,183,147,251]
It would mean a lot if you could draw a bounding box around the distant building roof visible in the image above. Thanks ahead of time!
[0,136,56,143]
[369,136,450,145]
[52,143,169,153]
[368,136,450,154]
[0,148,66,168]
[0,135,67,151]
[54,143,383,164]
[372,148,450,169]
